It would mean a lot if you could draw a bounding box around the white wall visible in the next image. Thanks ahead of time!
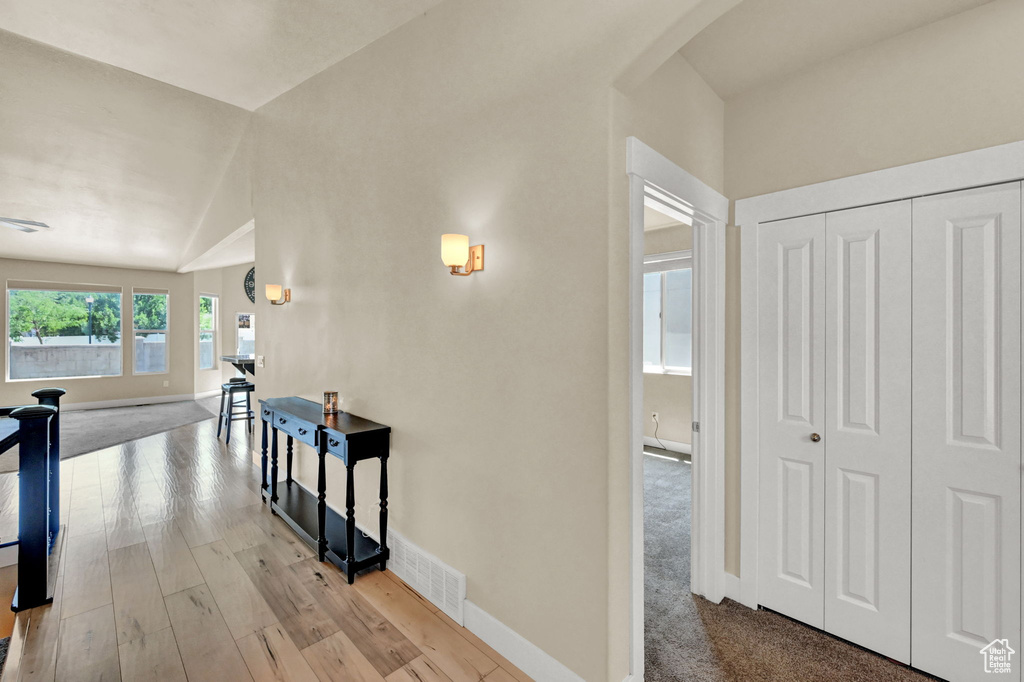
[725,0,1024,199]
[251,1,731,678]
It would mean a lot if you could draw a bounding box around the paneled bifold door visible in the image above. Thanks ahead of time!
[759,181,1024,681]
[758,204,913,661]
[758,214,827,629]
[823,201,912,663]
[911,183,1022,682]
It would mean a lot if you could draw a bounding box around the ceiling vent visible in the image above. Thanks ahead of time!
[1,218,51,233]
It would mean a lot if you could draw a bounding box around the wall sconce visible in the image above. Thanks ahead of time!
[266,284,291,305]
[441,234,484,276]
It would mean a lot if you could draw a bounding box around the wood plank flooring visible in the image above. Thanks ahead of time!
[0,418,530,682]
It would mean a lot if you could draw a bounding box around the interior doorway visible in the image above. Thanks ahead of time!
[642,194,698,677]
[626,137,729,680]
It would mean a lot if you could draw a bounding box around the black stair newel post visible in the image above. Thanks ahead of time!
[10,404,57,612]
[32,387,65,550]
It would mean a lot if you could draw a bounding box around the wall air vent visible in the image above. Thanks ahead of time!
[1,218,51,233]
[384,526,467,625]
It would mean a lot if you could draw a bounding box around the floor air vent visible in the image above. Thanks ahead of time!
[387,528,466,625]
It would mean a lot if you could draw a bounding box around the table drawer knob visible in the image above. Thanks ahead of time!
[278,417,287,424]
[329,438,340,448]
[298,428,307,436]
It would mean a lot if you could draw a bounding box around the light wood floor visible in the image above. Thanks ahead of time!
[0,418,530,682]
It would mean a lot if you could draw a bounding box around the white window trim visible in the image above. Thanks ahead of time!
[198,293,218,371]
[6,284,125,382]
[131,290,170,376]
[643,250,693,376]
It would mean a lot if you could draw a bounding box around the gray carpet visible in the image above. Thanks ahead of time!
[0,636,8,678]
[643,452,934,681]
[0,399,219,473]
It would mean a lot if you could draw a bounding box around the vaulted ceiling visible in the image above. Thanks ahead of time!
[0,0,444,110]
[0,1,442,272]
[681,0,995,99]
[0,0,999,272]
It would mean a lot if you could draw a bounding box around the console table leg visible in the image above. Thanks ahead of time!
[346,462,356,584]
[317,448,327,563]
[270,427,279,509]
[378,454,389,571]
[286,435,294,483]
[260,419,268,502]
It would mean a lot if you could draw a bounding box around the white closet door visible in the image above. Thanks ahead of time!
[912,182,1022,681]
[822,201,912,662]
[758,213,826,627]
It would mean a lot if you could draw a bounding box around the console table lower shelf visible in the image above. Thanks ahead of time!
[262,481,387,575]
[259,396,392,584]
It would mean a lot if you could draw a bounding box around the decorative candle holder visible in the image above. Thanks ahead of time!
[323,391,339,414]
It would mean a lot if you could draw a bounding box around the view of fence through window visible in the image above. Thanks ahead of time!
[7,287,123,379]
[133,291,169,373]
[199,294,217,370]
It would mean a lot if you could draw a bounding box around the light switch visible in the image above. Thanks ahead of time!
[257,355,265,368]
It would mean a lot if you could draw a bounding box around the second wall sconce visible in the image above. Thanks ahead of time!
[266,284,291,305]
[441,233,485,276]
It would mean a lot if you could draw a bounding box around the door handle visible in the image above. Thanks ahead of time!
[810,433,821,443]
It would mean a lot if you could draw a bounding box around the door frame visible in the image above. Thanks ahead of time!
[736,139,1024,610]
[626,137,729,677]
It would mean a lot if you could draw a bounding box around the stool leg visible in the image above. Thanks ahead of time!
[247,391,253,435]
[217,390,225,438]
[225,391,233,445]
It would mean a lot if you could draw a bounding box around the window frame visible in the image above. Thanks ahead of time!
[131,289,170,376]
[198,293,218,371]
[235,312,254,356]
[643,249,693,376]
[6,283,125,382]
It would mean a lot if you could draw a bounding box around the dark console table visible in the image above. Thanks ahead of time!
[258,397,390,583]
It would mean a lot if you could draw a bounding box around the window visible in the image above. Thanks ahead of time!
[643,251,692,374]
[7,283,122,380]
[133,290,169,374]
[198,294,217,370]
[236,313,255,355]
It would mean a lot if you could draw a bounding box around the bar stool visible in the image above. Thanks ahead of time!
[218,381,255,444]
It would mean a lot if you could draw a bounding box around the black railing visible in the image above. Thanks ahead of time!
[0,387,65,611]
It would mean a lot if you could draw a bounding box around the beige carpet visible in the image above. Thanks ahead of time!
[644,453,935,681]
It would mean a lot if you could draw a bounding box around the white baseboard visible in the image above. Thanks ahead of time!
[623,675,642,682]
[463,601,584,682]
[0,544,17,568]
[642,436,691,455]
[61,393,217,411]
[194,389,222,399]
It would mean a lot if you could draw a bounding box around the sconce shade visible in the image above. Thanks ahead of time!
[441,234,470,267]
[265,284,282,302]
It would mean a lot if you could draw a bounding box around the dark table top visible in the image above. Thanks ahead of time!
[221,355,255,363]
[259,396,390,437]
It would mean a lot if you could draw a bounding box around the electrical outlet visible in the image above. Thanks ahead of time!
[256,355,265,368]
[651,412,659,422]
[162,380,169,388]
